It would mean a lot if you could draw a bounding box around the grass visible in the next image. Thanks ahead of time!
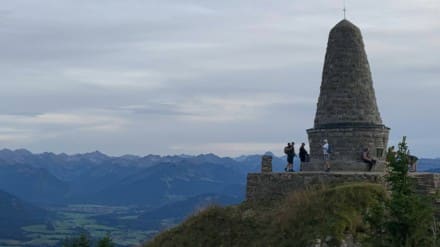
[145,183,388,247]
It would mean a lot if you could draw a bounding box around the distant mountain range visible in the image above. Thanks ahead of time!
[0,148,437,207]
[417,158,440,172]
[0,149,288,207]
[0,148,438,246]
[0,149,288,245]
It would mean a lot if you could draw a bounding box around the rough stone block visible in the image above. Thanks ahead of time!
[261,155,273,173]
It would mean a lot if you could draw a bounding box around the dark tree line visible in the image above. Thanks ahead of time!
[62,233,115,247]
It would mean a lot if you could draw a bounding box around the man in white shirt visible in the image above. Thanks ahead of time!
[323,139,331,172]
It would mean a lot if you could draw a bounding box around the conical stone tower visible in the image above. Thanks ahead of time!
[305,19,390,171]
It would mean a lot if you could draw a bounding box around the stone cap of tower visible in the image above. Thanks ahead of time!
[313,19,383,129]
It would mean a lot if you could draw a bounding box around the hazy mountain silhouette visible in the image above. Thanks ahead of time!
[0,189,50,239]
[0,149,285,207]
[418,158,440,172]
[0,148,436,207]
[0,159,69,204]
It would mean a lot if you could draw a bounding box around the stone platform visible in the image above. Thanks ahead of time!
[246,172,440,202]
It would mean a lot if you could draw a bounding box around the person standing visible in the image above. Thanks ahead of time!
[299,142,309,171]
[284,143,292,172]
[290,142,296,172]
[283,142,295,172]
[322,139,331,172]
[408,154,418,172]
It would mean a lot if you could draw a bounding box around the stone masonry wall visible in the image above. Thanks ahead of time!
[314,20,382,127]
[307,126,390,165]
[246,172,384,202]
[246,172,440,203]
[301,161,386,172]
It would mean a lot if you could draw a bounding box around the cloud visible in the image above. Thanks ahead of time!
[63,68,165,89]
[119,104,189,116]
[0,0,438,157]
[171,142,283,157]
[0,110,128,147]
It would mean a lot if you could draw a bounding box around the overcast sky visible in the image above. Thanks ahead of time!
[0,0,438,157]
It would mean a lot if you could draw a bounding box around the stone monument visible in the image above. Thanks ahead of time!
[246,19,440,205]
[304,19,390,171]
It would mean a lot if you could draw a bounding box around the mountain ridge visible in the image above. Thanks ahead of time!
[0,189,51,239]
[0,148,286,206]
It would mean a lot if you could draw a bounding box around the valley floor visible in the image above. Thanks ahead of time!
[0,204,164,247]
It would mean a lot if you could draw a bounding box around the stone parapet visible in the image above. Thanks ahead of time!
[412,173,440,196]
[246,172,440,203]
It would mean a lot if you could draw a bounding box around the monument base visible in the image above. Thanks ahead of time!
[307,126,390,165]
[300,160,386,172]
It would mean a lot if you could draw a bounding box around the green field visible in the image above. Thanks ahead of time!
[1,205,158,247]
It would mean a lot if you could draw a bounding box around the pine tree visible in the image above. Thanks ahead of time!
[380,137,436,247]
[97,234,115,247]
[77,233,91,247]
[62,232,91,247]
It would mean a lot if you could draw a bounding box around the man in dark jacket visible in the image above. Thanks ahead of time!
[299,143,309,171]
[284,142,295,172]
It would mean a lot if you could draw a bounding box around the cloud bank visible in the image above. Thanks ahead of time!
[0,0,438,157]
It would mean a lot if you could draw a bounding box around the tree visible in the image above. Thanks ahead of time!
[62,232,115,247]
[97,234,115,247]
[367,137,437,246]
[62,232,91,247]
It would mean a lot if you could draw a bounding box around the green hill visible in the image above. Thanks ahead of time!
[144,183,388,247]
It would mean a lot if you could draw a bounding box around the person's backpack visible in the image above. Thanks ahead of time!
[327,144,332,154]
[284,146,289,155]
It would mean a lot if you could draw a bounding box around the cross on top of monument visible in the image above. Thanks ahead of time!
[343,0,347,19]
